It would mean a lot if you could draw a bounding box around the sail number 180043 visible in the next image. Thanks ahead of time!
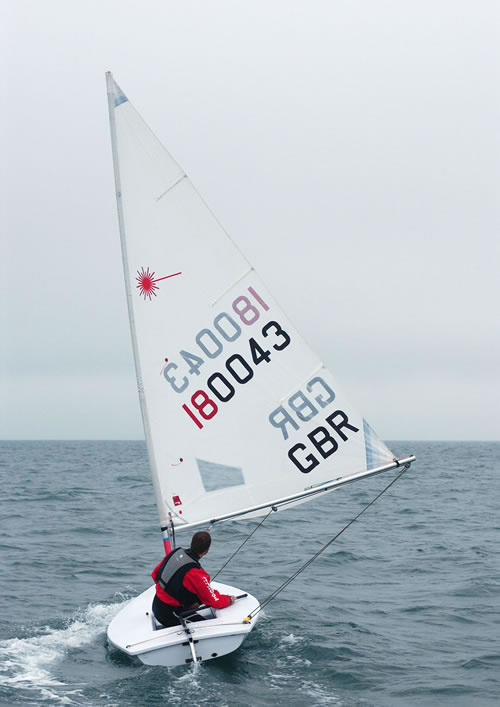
[160,286,292,429]
[182,319,291,428]
[163,287,274,394]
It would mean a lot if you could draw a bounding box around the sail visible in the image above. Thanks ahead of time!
[106,74,399,531]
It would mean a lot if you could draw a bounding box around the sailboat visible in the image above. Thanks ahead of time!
[105,72,415,667]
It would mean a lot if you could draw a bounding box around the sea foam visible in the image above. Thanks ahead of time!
[0,599,127,703]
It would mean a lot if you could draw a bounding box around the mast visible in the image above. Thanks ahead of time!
[105,72,172,553]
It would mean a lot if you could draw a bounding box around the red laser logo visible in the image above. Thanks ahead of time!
[136,267,182,300]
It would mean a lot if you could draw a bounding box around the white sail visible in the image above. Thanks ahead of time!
[106,74,401,531]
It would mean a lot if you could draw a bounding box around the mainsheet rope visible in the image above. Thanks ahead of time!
[245,463,411,621]
[212,506,277,580]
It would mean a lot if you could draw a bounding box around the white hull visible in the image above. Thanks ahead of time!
[107,582,260,666]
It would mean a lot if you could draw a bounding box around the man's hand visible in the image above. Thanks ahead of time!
[230,595,237,604]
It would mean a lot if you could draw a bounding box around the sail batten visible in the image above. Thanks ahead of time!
[107,72,413,531]
[211,267,254,307]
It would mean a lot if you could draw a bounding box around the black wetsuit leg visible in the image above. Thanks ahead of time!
[152,595,181,627]
[152,595,206,627]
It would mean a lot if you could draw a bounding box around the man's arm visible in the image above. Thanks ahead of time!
[183,569,233,609]
[151,559,163,583]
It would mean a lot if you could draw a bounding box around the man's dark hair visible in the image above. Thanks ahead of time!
[190,531,211,556]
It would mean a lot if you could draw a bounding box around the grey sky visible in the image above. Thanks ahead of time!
[2,1,499,441]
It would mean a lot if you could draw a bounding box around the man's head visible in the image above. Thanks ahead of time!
[190,530,212,557]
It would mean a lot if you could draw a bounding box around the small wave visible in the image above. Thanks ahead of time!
[267,666,342,703]
[280,633,305,645]
[326,550,365,563]
[165,667,231,706]
[300,679,342,703]
[0,598,128,704]
[462,654,500,670]
[400,604,437,614]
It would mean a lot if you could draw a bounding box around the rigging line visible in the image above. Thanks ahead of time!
[247,464,411,621]
[212,507,277,580]
[171,519,176,550]
[126,620,252,648]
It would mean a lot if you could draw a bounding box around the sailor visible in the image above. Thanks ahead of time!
[151,530,236,628]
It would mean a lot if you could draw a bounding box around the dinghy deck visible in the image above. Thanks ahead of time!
[107,582,260,666]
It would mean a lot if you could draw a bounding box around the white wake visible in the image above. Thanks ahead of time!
[0,599,127,704]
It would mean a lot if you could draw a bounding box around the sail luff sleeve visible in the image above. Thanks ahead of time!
[105,73,169,529]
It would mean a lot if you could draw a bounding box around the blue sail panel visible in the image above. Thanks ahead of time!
[363,419,394,469]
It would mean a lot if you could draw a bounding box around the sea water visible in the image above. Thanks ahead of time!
[0,441,498,706]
